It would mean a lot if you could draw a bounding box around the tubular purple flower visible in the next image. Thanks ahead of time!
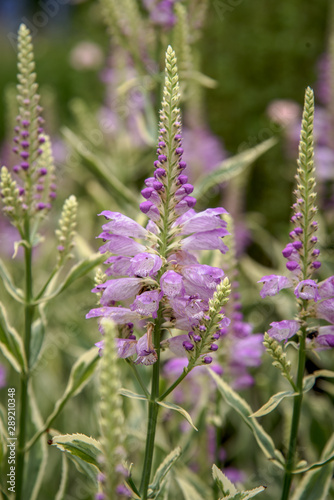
[86,307,141,324]
[128,253,163,277]
[181,228,229,253]
[99,235,146,256]
[140,201,161,221]
[267,320,300,341]
[93,278,143,304]
[294,279,320,301]
[100,211,148,239]
[130,290,162,318]
[160,270,185,298]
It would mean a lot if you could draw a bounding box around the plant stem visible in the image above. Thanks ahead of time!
[159,367,190,402]
[140,313,162,499]
[16,221,34,500]
[280,330,306,500]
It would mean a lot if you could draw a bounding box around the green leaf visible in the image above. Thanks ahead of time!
[63,127,138,208]
[219,486,266,500]
[24,385,48,500]
[0,302,27,373]
[212,464,237,495]
[303,369,334,393]
[194,138,277,201]
[291,434,334,500]
[35,254,106,304]
[0,258,24,303]
[251,390,297,418]
[119,388,147,401]
[157,401,198,431]
[65,453,99,486]
[291,452,334,474]
[55,453,68,500]
[209,369,284,467]
[29,309,46,370]
[176,476,205,500]
[26,348,99,450]
[51,433,103,469]
[148,447,182,499]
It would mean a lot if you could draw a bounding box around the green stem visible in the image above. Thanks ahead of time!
[140,312,162,499]
[159,367,190,402]
[16,221,34,500]
[280,330,306,500]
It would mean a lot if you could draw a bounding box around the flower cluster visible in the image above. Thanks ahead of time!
[87,46,230,365]
[0,25,56,231]
[259,87,334,348]
[143,0,179,28]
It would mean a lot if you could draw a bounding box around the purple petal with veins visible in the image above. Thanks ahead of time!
[160,270,185,298]
[178,207,228,234]
[86,306,141,323]
[268,320,300,341]
[99,235,146,256]
[181,228,229,253]
[104,256,132,276]
[100,211,148,238]
[93,278,143,304]
[130,290,162,318]
[128,253,162,277]
[316,298,334,323]
[318,276,334,299]
[258,274,293,298]
[116,338,138,358]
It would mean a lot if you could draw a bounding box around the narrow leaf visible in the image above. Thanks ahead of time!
[24,385,48,500]
[148,447,182,498]
[119,388,147,401]
[55,453,68,500]
[0,302,27,373]
[51,433,103,469]
[209,369,284,467]
[176,476,204,500]
[26,348,99,449]
[157,401,198,431]
[251,390,296,418]
[0,258,24,303]
[63,127,138,208]
[303,369,334,393]
[29,313,46,370]
[34,254,105,304]
[212,464,237,495]
[291,434,334,500]
[220,486,266,500]
[194,138,277,200]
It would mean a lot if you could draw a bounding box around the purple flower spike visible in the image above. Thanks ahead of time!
[140,201,160,221]
[258,274,293,298]
[294,280,320,301]
[160,270,185,298]
[268,320,300,341]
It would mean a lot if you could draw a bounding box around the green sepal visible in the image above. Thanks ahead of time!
[209,369,284,467]
[26,347,99,450]
[0,301,27,373]
[147,447,182,499]
[34,253,105,304]
[0,258,24,303]
[194,137,277,201]
[157,401,198,431]
[290,434,334,500]
[51,433,103,469]
[119,388,147,401]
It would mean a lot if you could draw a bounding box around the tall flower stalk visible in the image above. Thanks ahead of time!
[87,46,230,499]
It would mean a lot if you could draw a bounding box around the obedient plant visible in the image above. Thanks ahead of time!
[0,25,103,499]
[86,46,237,498]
